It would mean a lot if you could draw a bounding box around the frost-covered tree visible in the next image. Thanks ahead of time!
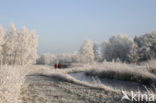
[37,51,81,65]
[57,53,72,63]
[93,43,102,62]
[134,31,156,61]
[15,27,38,65]
[15,26,29,64]
[25,30,38,64]
[0,23,38,65]
[57,51,80,63]
[71,51,81,63]
[0,25,6,64]
[80,40,95,63]
[101,34,138,63]
[37,53,56,65]
[3,23,18,65]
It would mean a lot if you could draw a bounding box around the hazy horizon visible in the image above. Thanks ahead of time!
[0,0,156,54]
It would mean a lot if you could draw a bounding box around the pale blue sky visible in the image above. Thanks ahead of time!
[0,0,156,54]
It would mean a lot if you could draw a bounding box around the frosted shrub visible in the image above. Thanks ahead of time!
[0,65,26,103]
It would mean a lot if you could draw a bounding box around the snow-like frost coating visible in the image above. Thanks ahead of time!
[0,65,27,103]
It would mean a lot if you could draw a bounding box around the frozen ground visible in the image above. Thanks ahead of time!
[20,65,124,103]
[21,73,122,103]
[20,64,156,103]
[69,72,146,92]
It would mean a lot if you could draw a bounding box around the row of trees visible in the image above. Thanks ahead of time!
[100,31,156,63]
[0,23,38,65]
[134,31,156,61]
[37,51,80,65]
[37,40,97,65]
[1,23,154,65]
[101,34,138,63]
[81,31,156,63]
[37,30,156,64]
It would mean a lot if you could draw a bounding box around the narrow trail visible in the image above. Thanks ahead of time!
[21,75,85,103]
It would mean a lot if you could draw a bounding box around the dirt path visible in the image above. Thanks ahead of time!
[21,74,122,103]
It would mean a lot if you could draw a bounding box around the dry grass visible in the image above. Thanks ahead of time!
[34,68,156,103]
[0,65,28,103]
[26,64,156,102]
[85,61,156,86]
[49,70,156,102]
[141,59,156,75]
[31,69,118,93]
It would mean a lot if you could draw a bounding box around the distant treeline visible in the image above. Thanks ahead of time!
[37,31,156,65]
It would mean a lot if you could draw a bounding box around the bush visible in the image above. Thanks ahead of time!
[0,65,27,103]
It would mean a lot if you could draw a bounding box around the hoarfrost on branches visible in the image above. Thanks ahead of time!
[0,23,38,65]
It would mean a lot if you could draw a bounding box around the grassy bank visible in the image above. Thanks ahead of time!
[85,61,156,86]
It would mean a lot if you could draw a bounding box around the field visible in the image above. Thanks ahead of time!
[0,60,156,103]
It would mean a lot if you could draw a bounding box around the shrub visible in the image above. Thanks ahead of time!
[0,65,27,103]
